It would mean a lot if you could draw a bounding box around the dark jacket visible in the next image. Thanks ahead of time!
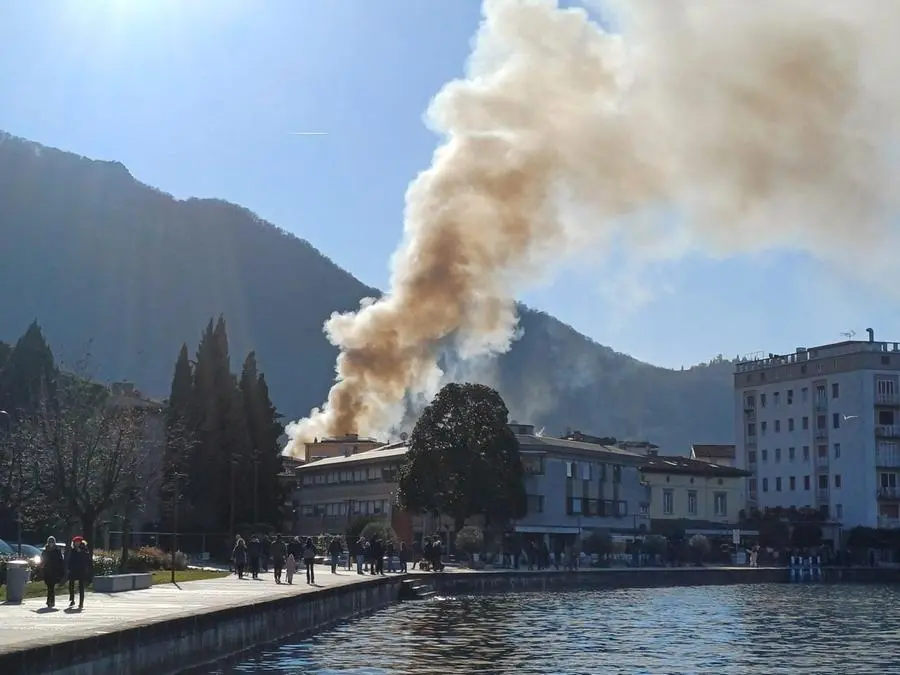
[42,545,65,584]
[328,538,342,555]
[270,539,286,563]
[302,541,316,561]
[232,541,247,565]
[248,538,261,560]
[67,544,91,581]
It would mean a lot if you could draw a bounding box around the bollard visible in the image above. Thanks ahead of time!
[5,559,31,603]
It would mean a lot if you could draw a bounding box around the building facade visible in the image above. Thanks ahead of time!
[639,455,749,525]
[300,434,382,463]
[691,444,737,468]
[289,423,653,547]
[735,330,900,530]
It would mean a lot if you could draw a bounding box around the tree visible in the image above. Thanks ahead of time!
[642,534,668,559]
[346,515,384,541]
[689,534,710,564]
[791,523,823,549]
[582,530,613,560]
[0,320,57,417]
[455,525,485,559]
[397,382,527,531]
[360,520,397,545]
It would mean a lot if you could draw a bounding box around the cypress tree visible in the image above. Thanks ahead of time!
[160,344,194,531]
[0,320,57,416]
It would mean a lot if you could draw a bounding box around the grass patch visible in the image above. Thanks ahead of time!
[0,569,229,601]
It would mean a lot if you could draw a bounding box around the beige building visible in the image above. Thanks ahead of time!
[640,455,750,525]
[691,444,737,467]
[300,434,382,463]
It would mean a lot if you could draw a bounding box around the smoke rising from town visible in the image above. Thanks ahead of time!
[284,0,900,456]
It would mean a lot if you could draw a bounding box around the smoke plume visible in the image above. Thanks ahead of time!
[284,0,900,455]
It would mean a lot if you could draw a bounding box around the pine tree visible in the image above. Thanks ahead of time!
[160,344,195,531]
[0,320,57,417]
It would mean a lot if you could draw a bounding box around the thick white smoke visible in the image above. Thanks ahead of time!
[284,0,900,457]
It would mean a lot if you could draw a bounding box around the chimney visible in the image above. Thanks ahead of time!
[867,328,874,343]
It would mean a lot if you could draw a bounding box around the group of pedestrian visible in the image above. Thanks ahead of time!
[419,536,444,572]
[231,534,318,584]
[40,535,92,610]
[350,535,409,575]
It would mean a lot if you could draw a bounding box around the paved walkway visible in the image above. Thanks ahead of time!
[0,567,395,656]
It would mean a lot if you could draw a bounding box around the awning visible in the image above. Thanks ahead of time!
[514,525,581,534]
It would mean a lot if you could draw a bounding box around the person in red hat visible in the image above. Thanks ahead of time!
[67,536,91,609]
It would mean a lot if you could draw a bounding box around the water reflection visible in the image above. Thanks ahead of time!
[202,584,900,674]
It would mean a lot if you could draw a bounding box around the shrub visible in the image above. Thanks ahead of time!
[689,534,711,563]
[360,521,397,545]
[642,534,668,558]
[455,526,484,558]
[582,530,613,557]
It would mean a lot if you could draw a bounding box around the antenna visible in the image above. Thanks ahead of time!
[840,329,856,340]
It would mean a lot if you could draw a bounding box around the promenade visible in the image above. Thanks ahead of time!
[0,566,381,656]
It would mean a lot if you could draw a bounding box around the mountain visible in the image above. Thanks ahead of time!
[0,132,735,451]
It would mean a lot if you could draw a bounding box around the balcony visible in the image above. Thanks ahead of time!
[815,488,829,503]
[876,425,900,438]
[815,455,829,469]
[878,486,900,500]
[745,409,756,422]
[814,429,829,441]
[876,451,900,468]
[748,459,757,472]
[814,400,828,412]
[876,391,900,406]
[745,437,758,449]
[878,516,900,529]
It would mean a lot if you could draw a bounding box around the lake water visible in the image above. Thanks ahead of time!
[202,584,900,674]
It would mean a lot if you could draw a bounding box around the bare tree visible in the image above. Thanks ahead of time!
[0,416,50,548]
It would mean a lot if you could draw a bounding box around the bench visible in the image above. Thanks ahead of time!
[92,573,153,593]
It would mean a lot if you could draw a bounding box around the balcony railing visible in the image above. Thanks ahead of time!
[815,455,829,468]
[814,400,828,412]
[878,516,900,529]
[745,409,756,422]
[876,391,900,406]
[816,488,829,502]
[746,437,758,448]
[876,425,900,438]
[876,452,900,468]
[878,486,900,500]
[814,429,829,441]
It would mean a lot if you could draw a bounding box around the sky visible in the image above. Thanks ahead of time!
[0,0,897,370]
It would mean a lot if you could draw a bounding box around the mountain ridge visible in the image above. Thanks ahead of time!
[0,131,735,451]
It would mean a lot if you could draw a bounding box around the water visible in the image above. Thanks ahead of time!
[203,584,900,674]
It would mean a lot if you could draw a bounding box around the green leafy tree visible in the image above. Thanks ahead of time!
[455,525,485,559]
[346,516,384,541]
[397,382,527,531]
[791,523,823,549]
[689,534,710,564]
[360,520,397,545]
[583,530,614,558]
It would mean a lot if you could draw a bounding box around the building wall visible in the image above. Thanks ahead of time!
[735,341,900,529]
[642,473,742,523]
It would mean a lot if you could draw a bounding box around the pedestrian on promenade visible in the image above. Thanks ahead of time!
[271,535,286,584]
[285,551,296,584]
[232,536,248,579]
[399,541,408,573]
[328,536,342,574]
[41,536,65,608]
[67,536,91,610]
[248,536,261,580]
[302,537,316,584]
[371,538,385,576]
[385,539,396,573]
[356,536,366,575]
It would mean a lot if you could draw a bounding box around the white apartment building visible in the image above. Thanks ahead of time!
[735,329,900,530]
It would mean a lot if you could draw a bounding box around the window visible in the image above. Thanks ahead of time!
[749,478,757,494]
[789,476,796,490]
[834,474,842,489]
[527,494,545,513]
[832,382,840,399]
[775,420,781,433]
[761,449,768,462]
[789,447,795,461]
[747,423,756,437]
[804,475,811,490]
[761,393,767,407]
[568,496,582,514]
[881,473,898,488]
[745,394,755,409]
[581,463,592,480]
[877,379,896,396]
[761,421,767,435]
[817,444,827,458]
[566,461,575,478]
[687,490,698,515]
[776,477,782,491]
[788,418,795,432]
[802,387,809,402]
[748,450,757,464]
[762,478,769,492]
[816,385,826,402]
[803,445,810,461]
[835,504,843,519]
[523,456,545,475]
[832,413,841,429]
[818,475,828,490]
[834,442,841,459]
[802,416,809,430]
[774,392,780,406]
[787,389,794,404]
[613,465,622,483]
[775,448,782,462]
[879,409,895,425]
[301,505,314,516]
[663,489,674,515]
[882,355,891,366]
[714,492,727,517]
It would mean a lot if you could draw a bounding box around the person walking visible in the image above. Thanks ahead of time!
[302,537,317,584]
[356,537,366,575]
[271,535,286,584]
[41,536,65,608]
[399,541,408,574]
[232,536,248,579]
[328,536,342,574]
[67,536,91,609]
[248,536,261,580]
[285,549,296,585]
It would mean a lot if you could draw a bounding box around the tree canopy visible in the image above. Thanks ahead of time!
[397,382,527,531]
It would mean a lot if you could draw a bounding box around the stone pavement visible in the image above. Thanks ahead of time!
[0,566,394,656]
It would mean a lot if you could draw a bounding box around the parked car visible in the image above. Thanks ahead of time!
[19,544,42,565]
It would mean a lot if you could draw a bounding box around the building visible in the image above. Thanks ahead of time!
[639,455,749,526]
[691,444,737,467]
[735,329,900,530]
[289,423,652,549]
[300,434,382,463]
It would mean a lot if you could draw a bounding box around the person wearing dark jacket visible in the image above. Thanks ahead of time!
[248,537,261,580]
[67,536,91,609]
[302,537,317,584]
[271,536,286,583]
[41,536,65,608]
[328,537,342,574]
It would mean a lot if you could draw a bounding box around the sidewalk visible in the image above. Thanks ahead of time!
[0,566,390,656]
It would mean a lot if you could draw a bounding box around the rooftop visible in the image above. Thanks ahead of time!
[297,444,408,470]
[639,455,750,478]
[735,330,900,374]
[691,444,736,460]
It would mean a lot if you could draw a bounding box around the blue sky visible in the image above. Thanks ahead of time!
[0,0,896,369]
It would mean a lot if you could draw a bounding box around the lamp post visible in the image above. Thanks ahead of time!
[170,472,185,584]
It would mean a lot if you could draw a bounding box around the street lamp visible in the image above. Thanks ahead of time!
[170,472,186,584]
